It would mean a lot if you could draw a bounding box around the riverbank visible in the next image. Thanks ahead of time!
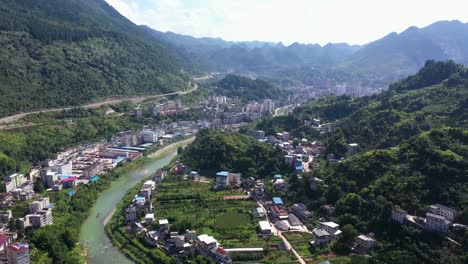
[79,138,194,264]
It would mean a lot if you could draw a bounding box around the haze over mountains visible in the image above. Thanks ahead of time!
[145,20,468,81]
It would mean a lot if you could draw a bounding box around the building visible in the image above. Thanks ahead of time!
[197,234,232,264]
[141,130,158,143]
[292,203,313,222]
[348,143,359,155]
[82,162,103,179]
[185,230,197,242]
[125,207,137,223]
[28,197,50,214]
[253,207,266,218]
[272,197,284,207]
[258,221,272,236]
[145,214,155,224]
[311,228,332,246]
[425,213,450,233]
[318,222,342,238]
[28,209,53,228]
[428,204,458,222]
[355,235,376,254]
[189,171,200,180]
[0,210,12,223]
[5,174,25,192]
[6,242,30,264]
[215,171,241,188]
[288,213,302,227]
[391,206,407,224]
[284,155,294,166]
[159,219,169,231]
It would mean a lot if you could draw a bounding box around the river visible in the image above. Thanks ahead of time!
[79,151,177,264]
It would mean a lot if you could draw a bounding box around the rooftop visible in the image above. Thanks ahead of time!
[430,204,458,214]
[357,234,375,241]
[321,221,339,229]
[159,219,169,225]
[216,171,229,177]
[7,242,28,252]
[259,221,271,231]
[272,197,283,205]
[198,234,217,245]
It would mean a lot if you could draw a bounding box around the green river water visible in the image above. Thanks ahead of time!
[79,151,177,264]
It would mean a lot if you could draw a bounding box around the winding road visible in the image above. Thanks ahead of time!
[0,80,200,126]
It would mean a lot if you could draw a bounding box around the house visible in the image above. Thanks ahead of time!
[28,197,50,214]
[355,235,376,254]
[5,174,25,193]
[273,174,282,180]
[159,219,169,231]
[185,230,197,242]
[288,213,302,227]
[154,170,167,183]
[27,209,53,228]
[292,203,313,222]
[269,205,288,220]
[0,210,13,223]
[0,234,12,252]
[168,233,185,249]
[258,221,272,236]
[311,228,332,246]
[216,171,241,188]
[6,242,29,264]
[253,207,266,218]
[216,171,229,188]
[145,214,155,224]
[348,143,359,155]
[318,222,342,238]
[273,179,287,191]
[284,155,294,166]
[189,171,200,180]
[125,207,137,223]
[196,234,232,264]
[428,204,458,222]
[272,197,284,207]
[130,222,145,233]
[321,205,336,215]
[425,213,450,233]
[391,206,407,224]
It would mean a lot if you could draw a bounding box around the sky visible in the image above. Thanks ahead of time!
[105,0,468,46]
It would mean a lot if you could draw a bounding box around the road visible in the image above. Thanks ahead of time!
[0,80,199,126]
[257,201,306,264]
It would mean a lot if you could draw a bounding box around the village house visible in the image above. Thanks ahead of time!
[292,203,313,222]
[215,171,241,188]
[311,228,332,247]
[125,207,137,223]
[6,242,30,264]
[318,221,342,238]
[425,213,450,233]
[258,221,272,236]
[196,234,232,264]
[428,204,458,222]
[355,234,376,254]
[391,206,407,224]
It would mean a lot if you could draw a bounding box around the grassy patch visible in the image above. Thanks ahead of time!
[215,212,251,229]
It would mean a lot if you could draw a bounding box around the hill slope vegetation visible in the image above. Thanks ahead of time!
[0,0,190,117]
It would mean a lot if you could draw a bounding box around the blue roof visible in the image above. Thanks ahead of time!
[90,176,100,182]
[296,165,303,171]
[44,203,55,209]
[273,197,283,205]
[135,197,145,203]
[67,190,76,196]
[216,171,229,177]
[274,174,282,179]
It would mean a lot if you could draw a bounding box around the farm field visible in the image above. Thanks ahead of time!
[152,177,297,262]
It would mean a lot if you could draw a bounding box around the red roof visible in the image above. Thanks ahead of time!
[216,247,227,255]
[60,177,76,183]
[0,235,8,245]
[7,242,28,252]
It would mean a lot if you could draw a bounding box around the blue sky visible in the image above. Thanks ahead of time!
[106,0,468,45]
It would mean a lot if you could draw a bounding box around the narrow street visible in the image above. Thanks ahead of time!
[257,201,306,264]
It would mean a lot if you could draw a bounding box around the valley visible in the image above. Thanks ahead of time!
[0,1,466,264]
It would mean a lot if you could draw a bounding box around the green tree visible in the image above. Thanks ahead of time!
[333,224,358,254]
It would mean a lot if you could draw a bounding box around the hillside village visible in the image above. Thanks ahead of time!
[114,124,466,263]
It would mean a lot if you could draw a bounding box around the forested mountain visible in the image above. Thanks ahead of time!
[257,60,467,153]
[216,74,286,101]
[144,27,359,73]
[339,20,468,78]
[252,61,468,262]
[146,20,468,84]
[0,0,190,117]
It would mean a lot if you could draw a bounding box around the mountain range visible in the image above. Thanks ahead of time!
[146,20,468,82]
[0,0,467,118]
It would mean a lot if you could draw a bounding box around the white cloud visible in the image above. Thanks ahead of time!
[105,0,468,45]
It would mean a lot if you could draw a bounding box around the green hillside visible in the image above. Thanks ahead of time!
[252,61,468,263]
[0,0,190,117]
[216,74,286,101]
[257,60,467,154]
